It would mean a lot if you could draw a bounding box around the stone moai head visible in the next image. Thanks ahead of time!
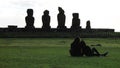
[27,9,33,16]
[86,20,91,29]
[44,10,49,15]
[73,13,79,18]
[58,7,64,13]
[87,20,90,26]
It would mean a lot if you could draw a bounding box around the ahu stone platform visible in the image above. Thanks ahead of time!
[0,27,115,38]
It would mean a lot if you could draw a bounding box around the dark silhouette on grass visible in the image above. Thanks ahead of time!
[57,7,66,29]
[42,10,51,29]
[69,37,83,57]
[81,40,108,57]
[86,20,91,29]
[25,9,35,29]
[71,13,81,30]
[70,37,108,57]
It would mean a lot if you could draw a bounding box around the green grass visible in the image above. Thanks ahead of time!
[0,38,120,68]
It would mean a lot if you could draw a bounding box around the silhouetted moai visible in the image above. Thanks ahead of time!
[71,13,81,30]
[42,10,51,29]
[57,7,67,29]
[25,9,35,29]
[86,20,91,29]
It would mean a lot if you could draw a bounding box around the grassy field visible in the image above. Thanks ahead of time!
[0,38,120,68]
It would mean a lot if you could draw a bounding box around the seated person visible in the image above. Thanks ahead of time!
[80,40,108,57]
[69,37,84,57]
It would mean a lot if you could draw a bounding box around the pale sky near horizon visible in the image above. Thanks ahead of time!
[0,0,120,32]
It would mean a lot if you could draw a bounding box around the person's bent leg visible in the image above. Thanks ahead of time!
[92,48,100,56]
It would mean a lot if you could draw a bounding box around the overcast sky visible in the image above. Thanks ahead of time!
[0,0,120,32]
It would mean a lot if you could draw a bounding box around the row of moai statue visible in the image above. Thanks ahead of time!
[25,7,91,30]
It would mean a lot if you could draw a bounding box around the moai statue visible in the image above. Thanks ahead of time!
[25,9,35,29]
[57,7,66,29]
[71,13,81,30]
[42,10,51,29]
[86,20,91,29]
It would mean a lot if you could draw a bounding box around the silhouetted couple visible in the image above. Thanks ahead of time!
[69,37,108,57]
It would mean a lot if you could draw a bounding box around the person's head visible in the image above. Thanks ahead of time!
[44,10,49,15]
[74,37,80,43]
[27,9,33,16]
[80,40,86,47]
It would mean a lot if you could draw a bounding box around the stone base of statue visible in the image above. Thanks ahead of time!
[57,26,67,30]
[42,26,51,30]
[70,26,82,31]
[25,26,35,30]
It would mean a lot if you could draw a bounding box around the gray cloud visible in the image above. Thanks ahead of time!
[10,0,36,8]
